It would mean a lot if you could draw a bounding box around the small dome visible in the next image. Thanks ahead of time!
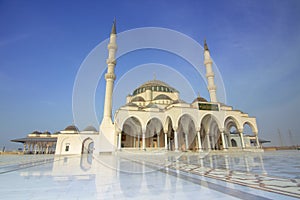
[31,131,42,134]
[64,125,79,132]
[192,96,208,103]
[131,96,145,102]
[43,131,51,135]
[154,94,172,100]
[83,125,98,132]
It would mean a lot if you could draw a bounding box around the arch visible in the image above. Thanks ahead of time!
[200,114,221,150]
[175,113,198,130]
[223,116,242,130]
[119,115,144,132]
[163,115,175,132]
[243,121,258,148]
[224,117,240,134]
[200,114,222,130]
[145,117,164,148]
[121,116,143,148]
[82,137,94,154]
[224,117,241,148]
[231,139,237,147]
[243,121,257,135]
[177,114,197,151]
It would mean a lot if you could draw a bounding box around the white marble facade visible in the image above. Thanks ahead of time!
[55,22,261,155]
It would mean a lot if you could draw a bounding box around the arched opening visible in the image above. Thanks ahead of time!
[121,117,142,148]
[80,153,93,171]
[145,118,164,149]
[231,139,237,147]
[82,138,94,154]
[243,122,259,148]
[177,114,197,151]
[200,115,221,150]
[224,117,241,148]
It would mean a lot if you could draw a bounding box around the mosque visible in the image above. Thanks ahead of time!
[12,21,262,155]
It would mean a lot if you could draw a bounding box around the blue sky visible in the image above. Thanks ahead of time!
[1,0,300,149]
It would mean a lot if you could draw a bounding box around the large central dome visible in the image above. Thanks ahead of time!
[133,80,178,95]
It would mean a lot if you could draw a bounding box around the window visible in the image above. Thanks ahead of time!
[65,143,70,152]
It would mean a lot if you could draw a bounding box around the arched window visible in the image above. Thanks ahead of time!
[231,139,237,147]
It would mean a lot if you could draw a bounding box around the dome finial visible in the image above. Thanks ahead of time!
[111,18,116,34]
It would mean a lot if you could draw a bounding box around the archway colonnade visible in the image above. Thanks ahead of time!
[23,141,56,154]
[115,110,260,151]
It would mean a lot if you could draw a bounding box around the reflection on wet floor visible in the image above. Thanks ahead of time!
[0,151,299,199]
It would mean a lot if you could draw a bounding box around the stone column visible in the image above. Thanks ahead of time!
[142,131,146,150]
[227,132,232,147]
[197,131,202,151]
[133,136,136,148]
[118,132,122,150]
[34,143,37,154]
[157,133,160,148]
[164,133,168,150]
[137,134,140,149]
[184,133,189,151]
[174,131,179,151]
[206,132,211,150]
[239,129,245,149]
[220,130,227,150]
[255,134,260,148]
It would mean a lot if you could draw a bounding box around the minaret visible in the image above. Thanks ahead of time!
[204,40,217,102]
[102,19,117,125]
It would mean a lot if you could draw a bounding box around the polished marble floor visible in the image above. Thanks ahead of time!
[0,150,299,199]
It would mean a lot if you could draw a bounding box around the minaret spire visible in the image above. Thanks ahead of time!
[102,19,118,124]
[203,39,217,102]
[204,38,209,51]
[111,18,116,34]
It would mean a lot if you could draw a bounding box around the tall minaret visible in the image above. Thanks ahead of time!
[204,40,217,102]
[102,19,117,125]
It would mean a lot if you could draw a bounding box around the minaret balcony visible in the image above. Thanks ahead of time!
[107,43,117,49]
[105,73,116,80]
[204,59,213,65]
[207,85,217,90]
[106,59,116,65]
[206,72,215,78]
